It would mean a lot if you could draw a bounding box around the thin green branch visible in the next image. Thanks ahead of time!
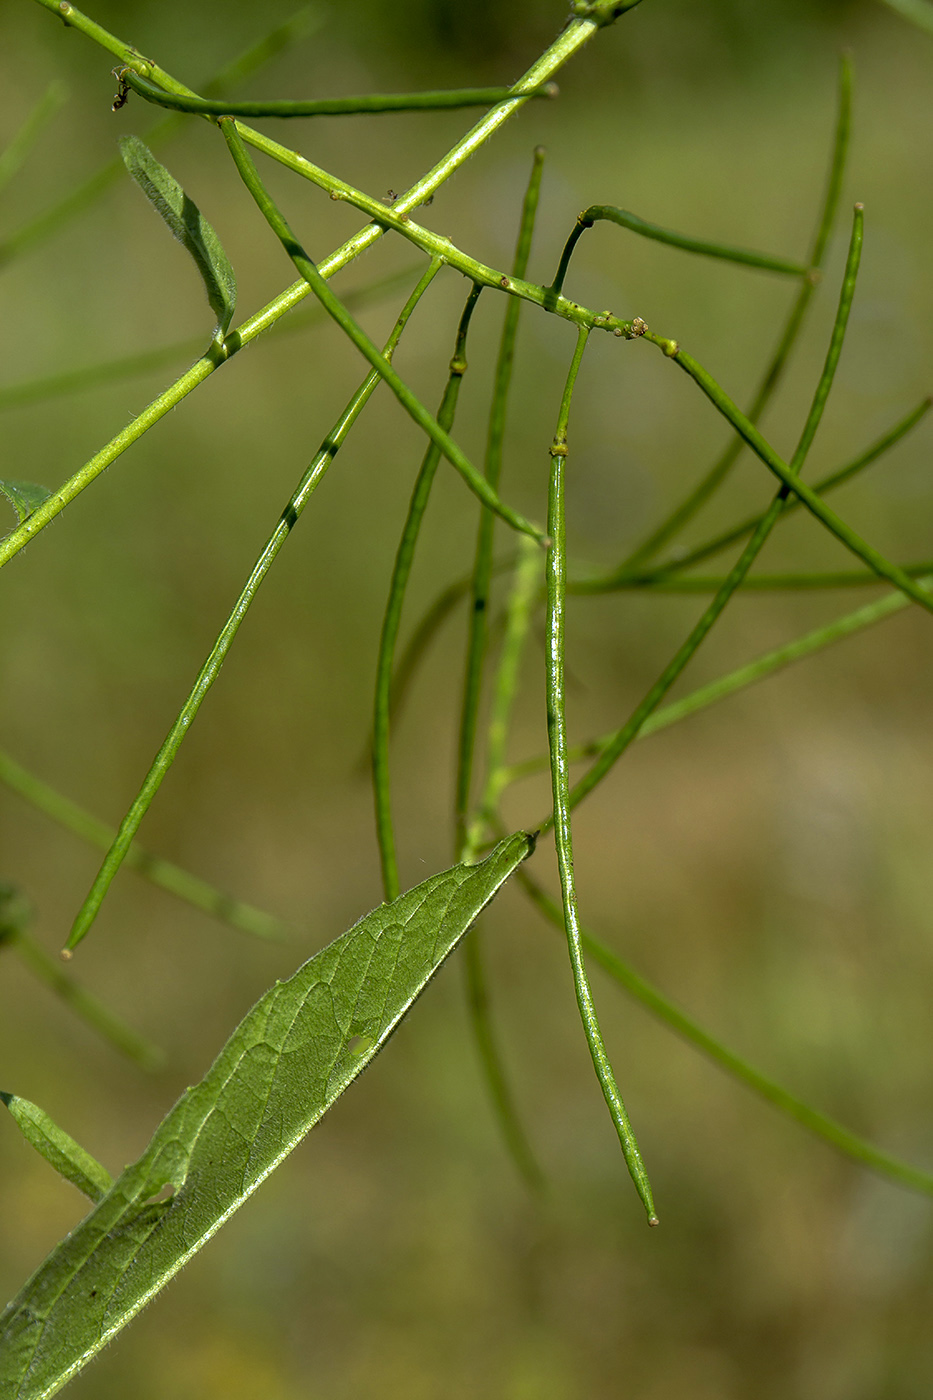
[456,153,546,1195]
[659,336,933,617]
[504,576,933,788]
[575,396,931,591]
[546,327,657,1223]
[0,5,322,264]
[538,202,864,829]
[619,50,853,568]
[0,265,420,412]
[0,889,162,1068]
[119,66,558,117]
[63,262,442,954]
[520,873,933,1198]
[3,3,641,569]
[457,148,545,858]
[550,204,809,296]
[0,80,68,196]
[220,118,546,544]
[373,282,483,903]
[583,563,933,591]
[0,748,290,942]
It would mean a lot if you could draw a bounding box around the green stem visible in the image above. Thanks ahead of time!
[63,262,441,954]
[455,153,547,1194]
[0,5,321,264]
[220,118,546,544]
[0,912,162,1069]
[547,327,658,1223]
[0,748,290,942]
[373,283,483,903]
[505,576,933,787]
[550,204,809,294]
[540,202,864,829]
[575,396,931,591]
[520,873,933,1198]
[619,50,852,568]
[120,67,558,117]
[662,337,933,616]
[456,149,545,858]
[2,4,642,569]
[0,265,421,412]
[0,80,68,196]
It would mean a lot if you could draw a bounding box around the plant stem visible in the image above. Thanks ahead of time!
[0,5,322,264]
[0,266,420,412]
[63,262,441,954]
[660,336,933,616]
[120,66,559,117]
[546,327,658,1223]
[538,201,863,829]
[0,80,68,195]
[520,873,933,1198]
[503,576,933,788]
[0,748,290,942]
[575,396,931,591]
[373,283,483,903]
[550,204,809,293]
[455,153,547,1194]
[456,148,545,858]
[220,118,546,544]
[0,903,162,1068]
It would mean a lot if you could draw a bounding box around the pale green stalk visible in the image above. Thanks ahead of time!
[64,262,441,953]
[546,326,657,1223]
[520,873,933,1197]
[549,204,809,292]
[0,80,68,195]
[373,283,483,903]
[0,748,290,941]
[657,337,933,616]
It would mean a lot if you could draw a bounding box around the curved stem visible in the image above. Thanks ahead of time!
[373,282,483,903]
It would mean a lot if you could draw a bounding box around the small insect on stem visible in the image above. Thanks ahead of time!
[111,68,130,112]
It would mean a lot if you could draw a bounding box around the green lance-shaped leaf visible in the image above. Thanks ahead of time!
[1,1094,113,1204]
[0,832,534,1400]
[0,480,52,526]
[119,135,237,344]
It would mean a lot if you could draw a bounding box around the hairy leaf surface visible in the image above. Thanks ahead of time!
[0,832,533,1399]
[119,135,237,343]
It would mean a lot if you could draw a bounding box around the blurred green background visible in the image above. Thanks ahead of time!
[3,0,933,1395]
